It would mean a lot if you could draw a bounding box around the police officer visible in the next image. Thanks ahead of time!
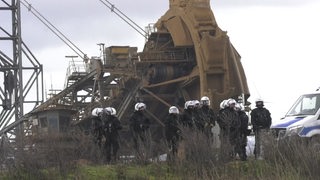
[164,106,181,158]
[181,101,195,128]
[250,98,272,159]
[102,107,122,163]
[91,108,104,148]
[216,99,228,129]
[217,98,241,160]
[199,96,216,137]
[193,100,205,132]
[129,102,150,154]
[235,103,250,161]
[217,100,228,148]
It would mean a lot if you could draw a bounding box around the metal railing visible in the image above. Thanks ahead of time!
[64,60,88,88]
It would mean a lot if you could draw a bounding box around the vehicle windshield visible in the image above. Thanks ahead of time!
[286,94,320,116]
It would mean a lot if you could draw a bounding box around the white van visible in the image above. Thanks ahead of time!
[271,91,320,141]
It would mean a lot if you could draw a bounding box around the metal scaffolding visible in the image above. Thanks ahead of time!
[0,0,44,140]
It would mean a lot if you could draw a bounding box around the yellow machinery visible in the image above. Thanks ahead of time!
[25,0,249,148]
[139,0,249,112]
[112,0,251,144]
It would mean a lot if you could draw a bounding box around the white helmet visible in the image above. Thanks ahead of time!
[255,98,264,107]
[135,102,146,111]
[111,107,117,116]
[255,98,263,103]
[227,98,237,107]
[169,106,179,114]
[104,107,112,115]
[186,100,195,109]
[200,96,210,106]
[219,100,227,109]
[184,101,190,109]
[92,108,103,116]
[193,100,200,108]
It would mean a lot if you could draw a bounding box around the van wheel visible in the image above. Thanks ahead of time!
[310,136,320,152]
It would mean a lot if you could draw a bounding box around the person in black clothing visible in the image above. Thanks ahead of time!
[91,108,104,148]
[217,99,228,148]
[217,98,241,160]
[216,100,228,129]
[199,96,216,138]
[181,101,195,129]
[235,103,250,161]
[129,102,151,156]
[102,107,122,163]
[226,99,241,158]
[164,106,181,159]
[193,100,205,132]
[250,98,272,159]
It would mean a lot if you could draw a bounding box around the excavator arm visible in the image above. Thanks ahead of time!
[140,0,249,111]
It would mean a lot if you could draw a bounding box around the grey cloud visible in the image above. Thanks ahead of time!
[19,0,167,51]
[12,0,319,54]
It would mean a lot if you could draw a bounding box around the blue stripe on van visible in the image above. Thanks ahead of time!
[299,125,320,136]
[272,117,305,128]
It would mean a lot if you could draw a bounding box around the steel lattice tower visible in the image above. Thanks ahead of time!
[0,0,44,141]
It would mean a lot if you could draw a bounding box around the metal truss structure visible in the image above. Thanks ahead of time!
[0,0,44,142]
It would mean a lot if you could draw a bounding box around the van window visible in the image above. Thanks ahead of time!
[287,94,320,116]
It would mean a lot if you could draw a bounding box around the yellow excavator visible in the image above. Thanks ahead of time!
[23,0,249,151]
[138,0,249,111]
[112,0,250,148]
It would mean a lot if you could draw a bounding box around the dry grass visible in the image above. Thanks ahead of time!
[168,127,320,179]
[1,128,320,179]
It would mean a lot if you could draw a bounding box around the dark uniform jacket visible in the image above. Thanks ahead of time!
[103,115,122,138]
[92,116,103,137]
[250,107,272,131]
[217,107,240,131]
[218,107,241,145]
[200,105,216,127]
[181,108,195,128]
[193,108,205,131]
[129,111,150,133]
[164,114,181,141]
[238,111,250,135]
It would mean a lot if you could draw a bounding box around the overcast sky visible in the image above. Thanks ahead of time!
[2,0,320,121]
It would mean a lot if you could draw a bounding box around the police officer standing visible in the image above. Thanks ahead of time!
[199,96,216,138]
[217,98,240,160]
[235,103,250,161]
[250,98,272,159]
[91,108,104,148]
[164,106,181,159]
[129,102,151,156]
[102,107,122,163]
[193,100,205,131]
[181,101,195,128]
[217,100,229,157]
